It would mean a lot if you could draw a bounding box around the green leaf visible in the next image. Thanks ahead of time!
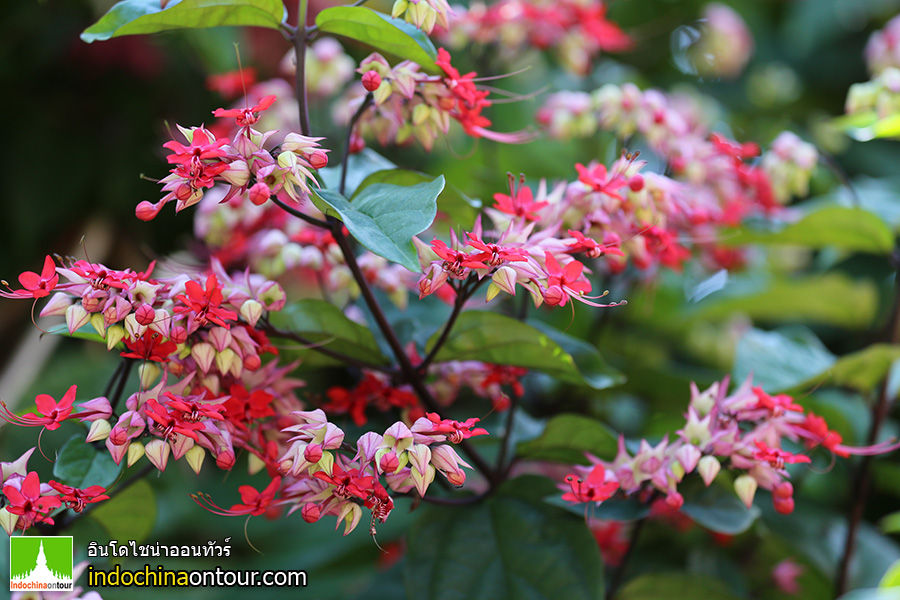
[528,320,625,390]
[404,476,604,600]
[698,274,878,329]
[802,344,900,394]
[517,414,618,463]
[312,176,443,272]
[618,573,743,600]
[727,206,893,254]
[90,479,156,543]
[680,483,760,535]
[315,7,439,73]
[733,327,835,393]
[880,559,900,588]
[81,0,285,43]
[318,148,396,196]
[269,299,391,367]
[427,311,607,389]
[46,324,110,347]
[53,434,123,489]
[352,169,481,227]
[881,512,900,536]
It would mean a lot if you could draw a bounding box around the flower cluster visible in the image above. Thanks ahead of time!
[441,0,631,75]
[0,449,109,534]
[560,377,899,514]
[392,0,453,35]
[137,95,328,221]
[193,409,486,535]
[341,48,530,151]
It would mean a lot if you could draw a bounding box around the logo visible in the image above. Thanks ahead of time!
[9,536,74,592]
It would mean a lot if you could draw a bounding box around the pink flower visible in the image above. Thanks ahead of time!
[562,464,619,504]
[213,94,276,127]
[1,255,59,299]
[0,385,77,431]
[772,558,804,595]
[3,471,62,528]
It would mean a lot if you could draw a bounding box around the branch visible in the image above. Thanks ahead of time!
[836,248,900,594]
[419,276,485,372]
[293,0,311,137]
[269,194,329,228]
[259,320,395,373]
[606,492,659,600]
[109,359,135,412]
[339,93,374,196]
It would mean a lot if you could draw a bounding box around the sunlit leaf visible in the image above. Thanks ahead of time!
[81,0,285,43]
[733,327,836,393]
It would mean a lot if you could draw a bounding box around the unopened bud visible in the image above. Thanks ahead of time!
[138,362,161,389]
[362,70,382,92]
[134,303,156,326]
[309,150,329,170]
[304,443,324,464]
[127,442,145,467]
[734,474,758,508]
[145,439,170,471]
[185,445,206,475]
[698,455,720,487]
[301,503,321,523]
[86,419,111,443]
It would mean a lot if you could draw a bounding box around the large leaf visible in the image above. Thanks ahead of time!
[90,479,156,543]
[81,0,285,43]
[517,414,618,464]
[528,320,625,390]
[269,299,391,367]
[404,476,604,600]
[426,311,606,389]
[315,7,439,72]
[618,573,743,600]
[53,434,123,490]
[728,206,893,254]
[802,344,900,395]
[697,274,879,329]
[733,327,835,393]
[352,168,481,227]
[680,483,760,535]
[311,176,443,272]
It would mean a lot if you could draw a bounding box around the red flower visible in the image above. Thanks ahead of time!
[174,274,238,329]
[223,384,275,430]
[314,463,374,500]
[1,255,59,299]
[47,481,110,513]
[492,185,548,222]
[144,397,205,441]
[423,412,489,444]
[562,464,619,504]
[120,331,178,362]
[752,387,802,416]
[213,95,276,127]
[4,472,62,528]
[0,385,77,431]
[752,440,811,469]
[192,477,281,516]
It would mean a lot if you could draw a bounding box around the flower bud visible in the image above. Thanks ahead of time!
[134,303,156,326]
[170,325,188,345]
[304,443,324,464]
[240,300,263,327]
[66,304,90,335]
[773,496,795,515]
[145,439,170,471]
[734,474,758,508]
[89,313,107,337]
[0,507,19,536]
[675,444,701,474]
[40,293,72,318]
[138,362,161,389]
[362,70,382,92]
[773,481,793,499]
[127,441,145,467]
[191,342,216,373]
[666,491,684,510]
[301,503,321,524]
[216,450,235,470]
[379,451,400,474]
[106,325,126,351]
[698,455,721,487]
[309,150,329,170]
[249,182,271,206]
[86,419,111,443]
[185,445,206,475]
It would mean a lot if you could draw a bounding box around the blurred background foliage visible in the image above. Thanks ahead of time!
[4,0,900,598]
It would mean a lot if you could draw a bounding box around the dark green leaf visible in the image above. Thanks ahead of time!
[90,479,156,543]
[680,483,760,535]
[81,0,285,43]
[545,494,651,521]
[53,434,123,490]
[618,573,743,600]
[404,476,604,600]
[528,320,625,390]
[727,206,893,254]
[315,7,439,73]
[269,299,391,367]
[427,311,605,389]
[312,176,442,271]
[352,168,481,226]
[517,414,618,463]
[46,324,110,347]
[802,344,900,394]
[733,327,835,393]
[698,274,879,329]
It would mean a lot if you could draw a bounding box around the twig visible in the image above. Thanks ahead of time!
[418,277,485,372]
[293,0,311,137]
[339,93,374,196]
[269,194,329,229]
[606,494,658,600]
[260,320,394,373]
[109,359,135,412]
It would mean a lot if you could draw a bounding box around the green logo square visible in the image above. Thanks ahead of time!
[9,536,73,592]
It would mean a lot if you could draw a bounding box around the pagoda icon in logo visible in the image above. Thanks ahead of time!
[9,536,73,591]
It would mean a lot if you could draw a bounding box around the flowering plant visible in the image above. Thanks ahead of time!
[3,1,900,599]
